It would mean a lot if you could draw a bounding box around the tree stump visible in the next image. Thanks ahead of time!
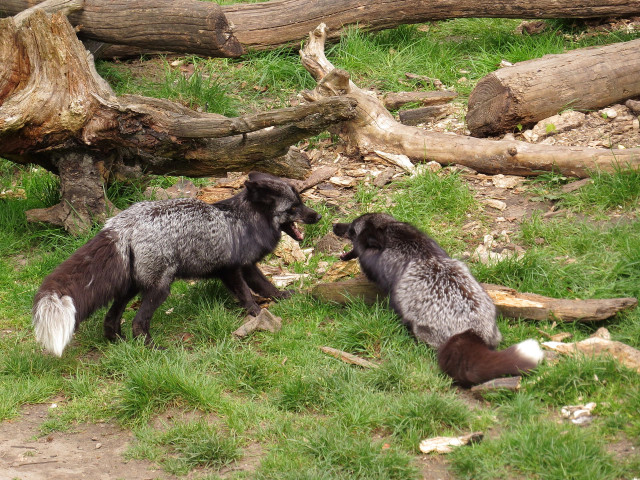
[467,39,640,137]
[0,5,357,232]
[299,23,640,178]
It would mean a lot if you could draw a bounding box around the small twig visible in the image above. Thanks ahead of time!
[320,346,379,369]
[16,460,59,467]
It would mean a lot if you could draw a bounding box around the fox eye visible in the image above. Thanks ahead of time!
[287,205,299,214]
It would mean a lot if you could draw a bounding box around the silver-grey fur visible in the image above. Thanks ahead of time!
[333,213,542,387]
[33,172,321,356]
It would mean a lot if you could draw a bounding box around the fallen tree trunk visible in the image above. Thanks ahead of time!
[0,5,356,232]
[311,277,638,323]
[4,0,640,54]
[467,39,640,137]
[300,23,640,178]
[1,0,243,57]
[222,0,640,51]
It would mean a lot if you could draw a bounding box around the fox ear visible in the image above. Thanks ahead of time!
[245,180,276,206]
[360,224,386,249]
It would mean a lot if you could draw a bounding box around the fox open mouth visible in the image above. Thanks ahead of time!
[282,222,304,241]
[340,249,358,261]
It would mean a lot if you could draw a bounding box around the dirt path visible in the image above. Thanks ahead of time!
[0,404,175,480]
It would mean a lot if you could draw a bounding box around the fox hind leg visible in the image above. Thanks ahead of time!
[103,287,138,341]
[131,285,171,347]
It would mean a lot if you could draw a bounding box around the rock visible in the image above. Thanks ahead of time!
[625,99,640,115]
[492,174,523,189]
[599,107,617,119]
[531,111,586,139]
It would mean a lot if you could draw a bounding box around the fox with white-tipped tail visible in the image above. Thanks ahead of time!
[33,172,321,356]
[333,213,544,387]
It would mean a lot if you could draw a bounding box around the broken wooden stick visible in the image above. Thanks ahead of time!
[470,376,521,398]
[543,335,640,373]
[311,277,638,323]
[299,23,640,178]
[320,346,379,369]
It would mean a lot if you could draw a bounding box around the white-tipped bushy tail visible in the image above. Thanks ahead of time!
[514,338,545,365]
[33,293,76,357]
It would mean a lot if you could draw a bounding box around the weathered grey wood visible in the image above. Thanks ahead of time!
[1,0,243,57]
[222,0,640,51]
[311,277,638,322]
[383,90,457,111]
[4,0,640,54]
[0,10,356,232]
[398,105,450,126]
[470,376,521,397]
[467,39,640,137]
[300,23,640,178]
[320,346,379,369]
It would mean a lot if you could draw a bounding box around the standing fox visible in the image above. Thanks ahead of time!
[333,213,543,387]
[33,172,321,356]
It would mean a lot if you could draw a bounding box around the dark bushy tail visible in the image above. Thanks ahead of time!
[437,330,544,388]
[32,229,129,356]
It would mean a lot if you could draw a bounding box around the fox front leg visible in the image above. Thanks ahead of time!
[219,268,262,316]
[241,264,292,300]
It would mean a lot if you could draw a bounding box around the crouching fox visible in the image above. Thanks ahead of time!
[333,213,543,387]
[33,172,321,356]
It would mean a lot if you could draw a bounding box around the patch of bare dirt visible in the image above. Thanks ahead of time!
[0,403,175,480]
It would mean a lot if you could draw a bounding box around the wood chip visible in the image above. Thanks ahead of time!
[419,432,483,454]
[232,309,282,338]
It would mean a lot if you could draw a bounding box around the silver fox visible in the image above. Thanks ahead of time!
[333,213,543,387]
[33,172,321,356]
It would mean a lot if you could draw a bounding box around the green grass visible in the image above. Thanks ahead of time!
[2,16,640,479]
[450,419,623,480]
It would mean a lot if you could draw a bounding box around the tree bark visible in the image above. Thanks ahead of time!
[1,0,243,57]
[0,7,356,232]
[467,39,640,137]
[222,0,640,51]
[299,23,640,178]
[311,277,638,323]
[4,0,640,54]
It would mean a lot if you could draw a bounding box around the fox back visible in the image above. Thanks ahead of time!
[334,213,500,349]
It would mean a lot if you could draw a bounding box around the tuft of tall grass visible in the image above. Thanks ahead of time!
[450,419,623,480]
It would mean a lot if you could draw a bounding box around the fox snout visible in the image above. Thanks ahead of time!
[332,222,350,238]
[300,206,322,225]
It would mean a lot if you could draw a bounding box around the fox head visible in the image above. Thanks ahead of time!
[245,172,321,241]
[333,213,396,260]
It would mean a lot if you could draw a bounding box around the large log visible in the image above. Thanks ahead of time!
[4,0,640,54]
[467,39,640,137]
[1,0,243,57]
[311,277,638,323]
[224,0,640,51]
[0,5,357,232]
[299,23,640,178]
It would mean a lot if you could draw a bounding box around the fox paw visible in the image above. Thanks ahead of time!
[272,289,294,300]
